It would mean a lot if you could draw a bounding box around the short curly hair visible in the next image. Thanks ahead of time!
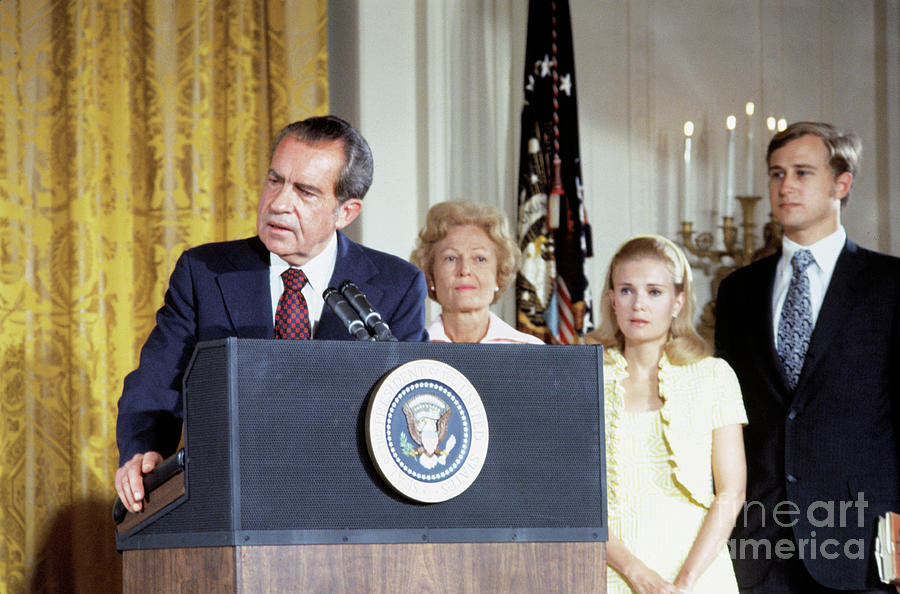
[410,201,520,305]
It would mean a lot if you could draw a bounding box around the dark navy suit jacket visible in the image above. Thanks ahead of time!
[116,232,427,464]
[715,238,900,589]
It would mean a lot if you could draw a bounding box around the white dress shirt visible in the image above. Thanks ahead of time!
[268,232,338,336]
[426,312,544,344]
[771,226,846,349]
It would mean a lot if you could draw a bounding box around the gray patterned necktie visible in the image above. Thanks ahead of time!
[777,249,816,389]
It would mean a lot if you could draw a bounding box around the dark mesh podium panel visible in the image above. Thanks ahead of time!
[118,338,606,549]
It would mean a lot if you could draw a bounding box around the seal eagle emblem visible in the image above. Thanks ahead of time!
[367,359,489,503]
[401,394,456,469]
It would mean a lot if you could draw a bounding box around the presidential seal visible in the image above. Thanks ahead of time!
[366,359,489,503]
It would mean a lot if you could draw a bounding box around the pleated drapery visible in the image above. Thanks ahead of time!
[0,1,327,590]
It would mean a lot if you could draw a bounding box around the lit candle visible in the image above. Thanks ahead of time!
[777,117,787,131]
[745,101,755,195]
[682,121,694,222]
[725,115,736,218]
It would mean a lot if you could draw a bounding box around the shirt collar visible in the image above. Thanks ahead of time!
[427,312,503,343]
[481,312,507,342]
[269,232,338,294]
[426,315,451,342]
[780,225,846,277]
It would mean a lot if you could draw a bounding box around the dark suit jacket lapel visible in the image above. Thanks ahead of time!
[216,237,274,338]
[315,231,380,339]
[792,239,860,402]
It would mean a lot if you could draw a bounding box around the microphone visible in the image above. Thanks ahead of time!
[338,280,397,342]
[323,287,374,341]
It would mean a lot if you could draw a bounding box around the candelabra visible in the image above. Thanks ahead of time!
[678,195,782,341]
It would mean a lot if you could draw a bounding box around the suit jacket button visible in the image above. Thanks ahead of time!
[787,409,797,420]
[786,474,798,483]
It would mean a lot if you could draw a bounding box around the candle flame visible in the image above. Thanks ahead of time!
[766,116,776,131]
[745,102,755,116]
[726,115,736,130]
[777,118,787,131]
[684,121,694,137]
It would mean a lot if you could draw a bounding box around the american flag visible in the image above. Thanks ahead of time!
[515,0,593,344]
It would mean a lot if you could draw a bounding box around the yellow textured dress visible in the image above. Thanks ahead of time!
[604,348,747,593]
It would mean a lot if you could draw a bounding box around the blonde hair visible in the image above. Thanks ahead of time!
[583,234,710,364]
[410,200,520,305]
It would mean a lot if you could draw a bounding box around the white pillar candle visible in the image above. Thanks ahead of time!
[725,115,736,218]
[745,101,755,195]
[682,121,694,222]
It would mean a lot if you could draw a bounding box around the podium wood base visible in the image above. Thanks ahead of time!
[123,542,606,592]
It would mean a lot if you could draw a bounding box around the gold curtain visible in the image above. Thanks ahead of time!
[0,1,327,590]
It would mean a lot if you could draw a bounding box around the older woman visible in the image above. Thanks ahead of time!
[410,201,542,344]
[584,235,746,593]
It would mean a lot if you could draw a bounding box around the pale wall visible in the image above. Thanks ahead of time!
[329,0,900,322]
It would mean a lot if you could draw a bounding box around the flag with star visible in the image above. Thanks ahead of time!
[516,0,593,344]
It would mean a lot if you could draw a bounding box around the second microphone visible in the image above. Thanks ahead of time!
[338,280,396,342]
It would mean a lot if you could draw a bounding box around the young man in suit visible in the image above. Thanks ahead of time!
[716,121,900,592]
[115,116,428,512]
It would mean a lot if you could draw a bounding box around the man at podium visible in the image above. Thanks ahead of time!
[114,115,428,513]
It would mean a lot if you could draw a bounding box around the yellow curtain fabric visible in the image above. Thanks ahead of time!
[0,1,327,590]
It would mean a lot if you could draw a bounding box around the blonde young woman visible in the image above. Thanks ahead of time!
[584,235,747,593]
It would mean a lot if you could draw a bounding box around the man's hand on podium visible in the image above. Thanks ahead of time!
[116,451,163,513]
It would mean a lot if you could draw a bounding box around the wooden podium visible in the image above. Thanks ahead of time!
[117,339,607,592]
[123,542,605,591]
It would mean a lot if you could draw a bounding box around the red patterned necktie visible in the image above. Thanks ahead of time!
[275,268,311,340]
